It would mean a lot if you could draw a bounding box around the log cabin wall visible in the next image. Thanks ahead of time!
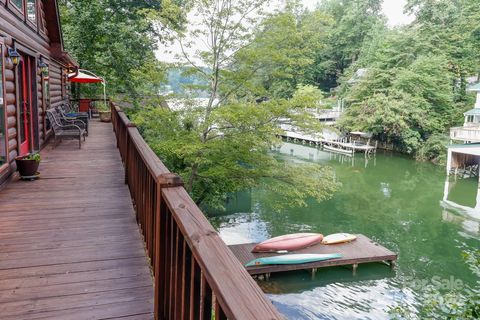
[0,0,77,186]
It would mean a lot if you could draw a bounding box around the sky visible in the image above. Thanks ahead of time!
[157,0,415,63]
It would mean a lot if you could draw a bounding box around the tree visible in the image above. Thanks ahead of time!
[59,0,186,97]
[337,0,480,158]
[133,0,339,209]
[232,5,333,98]
[313,0,385,88]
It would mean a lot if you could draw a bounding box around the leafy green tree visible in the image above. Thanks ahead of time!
[311,0,385,88]
[337,0,480,158]
[59,0,185,97]
[132,0,339,209]
[234,5,332,98]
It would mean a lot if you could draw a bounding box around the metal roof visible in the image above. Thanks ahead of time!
[464,108,480,116]
[448,143,480,156]
[448,143,480,148]
[467,82,480,92]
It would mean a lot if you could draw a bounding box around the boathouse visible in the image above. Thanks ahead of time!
[447,83,480,177]
[0,0,77,185]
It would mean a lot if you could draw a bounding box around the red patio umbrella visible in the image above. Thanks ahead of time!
[68,69,107,109]
[68,70,104,83]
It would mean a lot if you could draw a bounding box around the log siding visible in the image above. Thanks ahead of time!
[0,0,76,185]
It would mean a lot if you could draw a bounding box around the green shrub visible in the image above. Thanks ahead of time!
[415,134,449,165]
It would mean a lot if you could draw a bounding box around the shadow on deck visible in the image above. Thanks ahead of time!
[0,121,154,319]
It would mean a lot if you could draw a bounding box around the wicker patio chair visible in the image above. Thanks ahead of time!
[46,110,87,149]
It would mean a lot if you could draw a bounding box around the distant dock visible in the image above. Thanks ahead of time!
[280,131,377,156]
[229,234,397,277]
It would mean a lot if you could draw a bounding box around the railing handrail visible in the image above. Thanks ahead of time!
[451,125,480,130]
[110,102,282,320]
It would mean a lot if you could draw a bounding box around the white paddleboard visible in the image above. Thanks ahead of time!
[322,233,357,245]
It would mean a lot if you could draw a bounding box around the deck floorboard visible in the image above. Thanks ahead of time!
[0,121,154,319]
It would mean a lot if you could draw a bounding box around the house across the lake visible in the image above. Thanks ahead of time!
[0,0,77,185]
[447,83,480,178]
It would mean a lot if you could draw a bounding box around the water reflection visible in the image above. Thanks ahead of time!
[209,142,480,319]
[442,177,480,237]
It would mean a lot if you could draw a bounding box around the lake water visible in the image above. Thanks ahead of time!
[208,142,480,319]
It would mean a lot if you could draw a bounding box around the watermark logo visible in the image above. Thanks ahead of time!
[407,276,465,291]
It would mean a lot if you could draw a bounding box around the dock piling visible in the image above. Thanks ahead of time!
[352,263,358,276]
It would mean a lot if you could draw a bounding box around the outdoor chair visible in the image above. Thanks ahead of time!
[60,103,89,118]
[46,110,87,149]
[56,106,89,136]
[63,102,91,119]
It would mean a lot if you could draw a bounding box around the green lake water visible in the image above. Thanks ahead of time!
[208,142,480,319]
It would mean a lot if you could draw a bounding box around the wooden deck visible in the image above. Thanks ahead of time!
[0,121,154,319]
[229,234,397,276]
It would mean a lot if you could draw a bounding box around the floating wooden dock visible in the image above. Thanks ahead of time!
[229,234,397,276]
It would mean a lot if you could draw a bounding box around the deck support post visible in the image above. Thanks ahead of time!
[352,263,358,276]
[389,260,396,269]
[311,268,317,280]
[446,149,452,175]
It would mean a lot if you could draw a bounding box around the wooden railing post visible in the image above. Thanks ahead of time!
[155,173,184,320]
[124,124,136,185]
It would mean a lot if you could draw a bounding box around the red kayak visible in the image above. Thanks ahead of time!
[251,233,324,253]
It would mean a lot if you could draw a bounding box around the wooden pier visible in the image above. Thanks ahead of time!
[229,234,397,276]
[281,132,377,156]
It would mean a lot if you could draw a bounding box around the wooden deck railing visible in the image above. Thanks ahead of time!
[450,125,480,142]
[111,103,282,320]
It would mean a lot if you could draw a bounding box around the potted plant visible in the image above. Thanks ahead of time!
[15,153,41,180]
[98,103,111,122]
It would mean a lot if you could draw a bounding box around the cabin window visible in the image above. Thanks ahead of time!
[10,0,24,12]
[27,0,36,23]
[0,45,7,166]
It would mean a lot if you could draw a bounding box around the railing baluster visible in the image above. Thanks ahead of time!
[201,275,213,320]
[172,225,180,319]
[169,216,175,320]
[175,232,185,319]
[166,213,172,319]
[190,259,201,320]
[215,296,227,320]
[182,240,192,320]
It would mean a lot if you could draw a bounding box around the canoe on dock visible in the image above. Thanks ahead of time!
[245,253,342,267]
[229,234,397,275]
[252,233,324,253]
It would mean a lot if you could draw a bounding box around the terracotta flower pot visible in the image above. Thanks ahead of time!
[99,111,112,122]
[15,156,40,177]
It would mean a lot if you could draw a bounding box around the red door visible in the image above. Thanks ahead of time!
[17,54,35,156]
